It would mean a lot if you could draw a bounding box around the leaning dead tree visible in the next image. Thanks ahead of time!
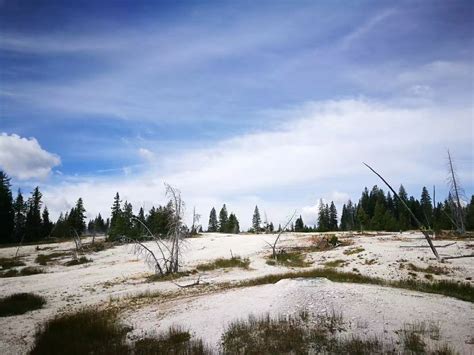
[265,210,297,259]
[128,183,187,276]
[447,150,466,233]
[363,163,441,261]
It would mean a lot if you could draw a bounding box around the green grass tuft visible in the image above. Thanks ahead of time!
[0,266,44,278]
[0,293,46,317]
[35,252,70,265]
[196,256,250,271]
[267,251,312,268]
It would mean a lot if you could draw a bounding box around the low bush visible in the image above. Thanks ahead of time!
[0,293,46,317]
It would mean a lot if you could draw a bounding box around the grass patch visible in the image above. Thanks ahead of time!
[0,266,44,278]
[31,308,210,355]
[64,256,92,266]
[196,256,250,271]
[146,270,194,282]
[30,309,129,355]
[0,257,25,269]
[237,268,474,303]
[343,247,365,255]
[133,326,211,354]
[266,251,312,268]
[35,252,70,266]
[324,259,347,268]
[406,263,450,275]
[83,241,115,253]
[0,293,46,317]
[222,311,387,354]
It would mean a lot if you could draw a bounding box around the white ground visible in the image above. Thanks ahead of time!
[0,232,473,354]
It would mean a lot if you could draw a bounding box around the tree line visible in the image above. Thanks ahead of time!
[1,169,474,245]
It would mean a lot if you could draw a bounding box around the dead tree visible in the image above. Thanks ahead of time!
[447,150,465,233]
[363,163,441,261]
[265,210,297,259]
[128,183,187,276]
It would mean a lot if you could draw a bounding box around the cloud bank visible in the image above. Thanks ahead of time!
[0,133,61,180]
[39,99,472,228]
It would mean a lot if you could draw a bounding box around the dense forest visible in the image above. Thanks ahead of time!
[0,170,473,245]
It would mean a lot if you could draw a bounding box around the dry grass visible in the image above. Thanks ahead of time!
[35,252,70,265]
[0,266,44,278]
[324,259,347,268]
[343,247,365,255]
[0,257,25,269]
[266,251,312,268]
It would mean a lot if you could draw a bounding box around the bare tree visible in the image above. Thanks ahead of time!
[447,150,466,233]
[265,210,297,259]
[363,163,441,261]
[128,183,187,276]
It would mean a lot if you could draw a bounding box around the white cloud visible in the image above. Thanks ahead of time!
[0,133,61,180]
[40,99,473,228]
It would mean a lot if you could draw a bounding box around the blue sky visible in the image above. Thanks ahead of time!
[0,0,473,227]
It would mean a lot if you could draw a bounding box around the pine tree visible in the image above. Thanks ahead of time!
[294,215,304,232]
[13,189,26,243]
[25,187,43,242]
[356,206,369,232]
[329,202,338,231]
[109,192,122,239]
[218,204,229,233]
[317,199,329,232]
[41,206,53,238]
[420,186,433,227]
[227,213,240,234]
[72,198,86,234]
[208,207,218,232]
[396,185,410,230]
[0,171,14,244]
[465,195,474,231]
[252,205,261,233]
[122,201,134,237]
[371,201,386,230]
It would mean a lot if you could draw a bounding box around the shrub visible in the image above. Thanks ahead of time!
[0,293,46,317]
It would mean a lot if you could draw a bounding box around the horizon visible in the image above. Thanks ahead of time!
[0,0,473,228]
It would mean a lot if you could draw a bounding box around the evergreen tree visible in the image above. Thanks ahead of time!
[51,212,69,239]
[329,202,338,231]
[218,204,229,233]
[122,201,134,237]
[465,195,474,231]
[41,206,53,238]
[94,213,106,233]
[25,187,43,242]
[109,192,122,239]
[420,186,433,227]
[13,189,27,243]
[371,201,386,230]
[71,198,86,234]
[227,213,240,234]
[396,185,410,230]
[252,205,261,233]
[0,171,14,244]
[317,199,330,232]
[294,215,304,232]
[208,207,218,232]
[356,206,369,231]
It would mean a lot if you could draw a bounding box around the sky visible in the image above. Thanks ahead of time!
[0,0,473,228]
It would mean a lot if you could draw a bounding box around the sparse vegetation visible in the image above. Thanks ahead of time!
[35,252,70,265]
[0,266,44,278]
[31,308,210,355]
[343,247,365,255]
[0,293,46,317]
[266,251,311,268]
[324,259,347,268]
[196,256,250,271]
[147,270,194,282]
[64,256,92,266]
[406,263,450,275]
[237,268,474,303]
[0,257,25,269]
